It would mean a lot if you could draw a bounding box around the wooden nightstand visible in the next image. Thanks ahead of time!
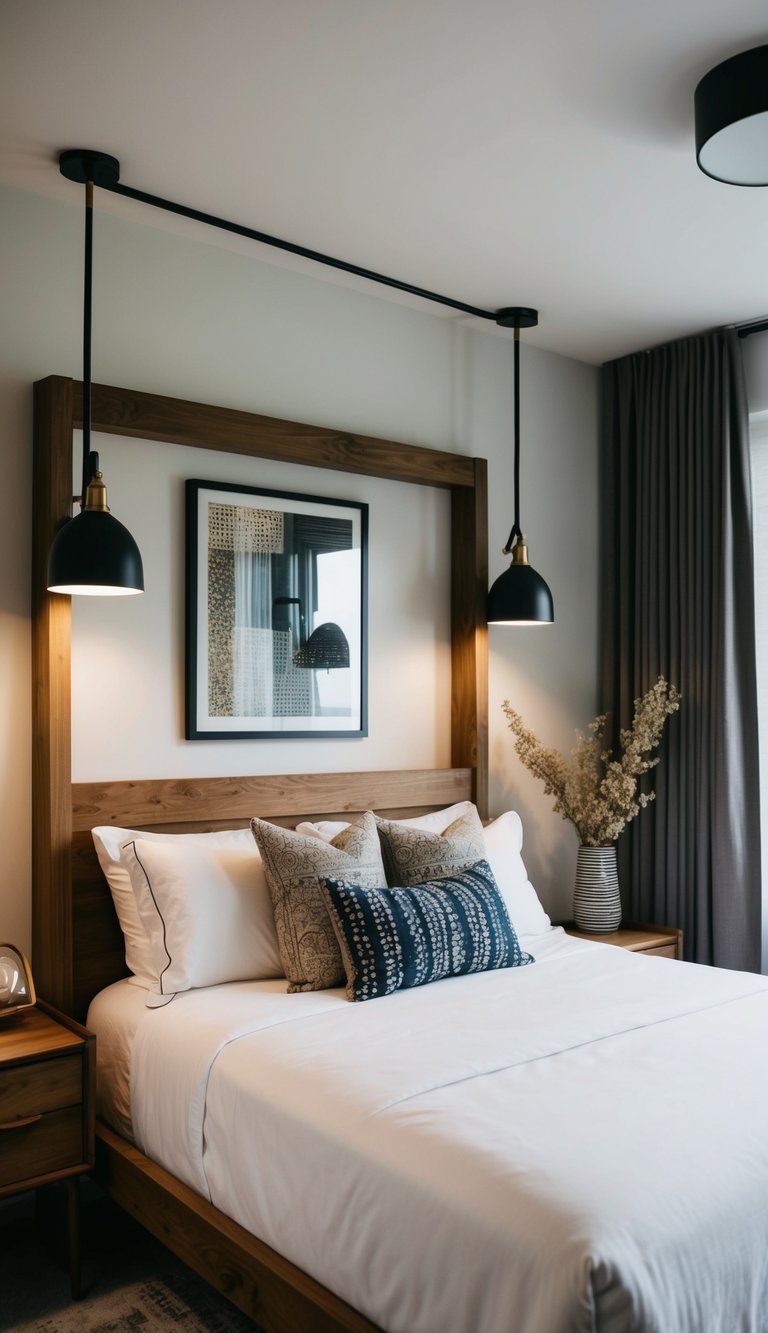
[562,923,683,959]
[0,1000,95,1297]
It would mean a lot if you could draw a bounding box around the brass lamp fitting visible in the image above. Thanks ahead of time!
[82,470,110,513]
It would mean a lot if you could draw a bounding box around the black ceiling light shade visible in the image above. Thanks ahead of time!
[293,622,350,671]
[47,463,145,596]
[47,150,144,596]
[695,45,768,186]
[486,308,554,626]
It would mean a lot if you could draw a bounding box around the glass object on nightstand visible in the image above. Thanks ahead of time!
[0,944,36,1017]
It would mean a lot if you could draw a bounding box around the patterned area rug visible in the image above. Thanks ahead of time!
[0,1187,263,1332]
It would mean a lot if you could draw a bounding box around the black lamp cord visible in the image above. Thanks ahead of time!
[502,325,522,554]
[80,176,98,506]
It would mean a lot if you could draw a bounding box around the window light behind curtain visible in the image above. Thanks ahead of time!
[207,503,312,719]
[207,504,354,721]
[750,415,768,972]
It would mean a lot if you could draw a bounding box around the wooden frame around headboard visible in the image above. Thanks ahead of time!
[32,376,489,1019]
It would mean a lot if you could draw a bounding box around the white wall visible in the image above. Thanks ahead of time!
[0,182,599,957]
[71,434,452,779]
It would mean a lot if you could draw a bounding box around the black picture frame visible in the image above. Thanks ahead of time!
[186,479,368,740]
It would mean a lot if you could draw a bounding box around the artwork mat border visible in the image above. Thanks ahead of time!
[185,477,368,740]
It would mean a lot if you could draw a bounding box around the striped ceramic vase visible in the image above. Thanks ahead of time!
[573,845,622,932]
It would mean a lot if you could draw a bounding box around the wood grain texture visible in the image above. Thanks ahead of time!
[35,1001,95,1173]
[71,837,129,1018]
[0,1003,94,1198]
[96,1123,382,1333]
[0,1055,81,1121]
[0,1105,83,1188]
[72,768,473,831]
[0,1007,83,1063]
[77,381,475,489]
[451,459,489,817]
[32,377,75,1013]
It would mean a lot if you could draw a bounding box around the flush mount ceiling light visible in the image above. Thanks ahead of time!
[695,44,768,185]
[47,149,144,595]
[487,308,554,626]
[55,148,554,619]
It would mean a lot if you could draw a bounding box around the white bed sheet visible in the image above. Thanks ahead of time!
[85,928,578,1142]
[89,930,768,1333]
[87,976,147,1140]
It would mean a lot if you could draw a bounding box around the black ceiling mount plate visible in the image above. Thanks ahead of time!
[495,306,539,329]
[59,149,120,188]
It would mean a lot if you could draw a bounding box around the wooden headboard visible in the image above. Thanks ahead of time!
[32,377,489,1020]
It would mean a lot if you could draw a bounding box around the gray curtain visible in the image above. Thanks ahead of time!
[601,327,761,971]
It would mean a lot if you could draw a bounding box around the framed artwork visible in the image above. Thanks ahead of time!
[186,479,368,739]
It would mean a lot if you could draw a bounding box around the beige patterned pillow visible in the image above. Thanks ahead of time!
[251,812,386,993]
[375,805,486,886]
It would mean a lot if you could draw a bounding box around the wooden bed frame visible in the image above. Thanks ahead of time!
[31,376,489,1331]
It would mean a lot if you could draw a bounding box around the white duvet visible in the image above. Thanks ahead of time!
[117,931,768,1332]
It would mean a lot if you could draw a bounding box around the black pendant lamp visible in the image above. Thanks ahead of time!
[487,307,554,626]
[293,622,350,671]
[47,150,144,596]
[695,45,768,186]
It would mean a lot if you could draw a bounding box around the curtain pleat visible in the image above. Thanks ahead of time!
[601,329,761,971]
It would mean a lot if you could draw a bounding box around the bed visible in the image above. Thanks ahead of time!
[31,376,488,1331]
[86,925,768,1333]
[31,378,768,1332]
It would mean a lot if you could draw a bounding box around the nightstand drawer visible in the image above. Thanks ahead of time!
[0,1104,84,1187]
[641,943,678,958]
[0,1054,82,1123]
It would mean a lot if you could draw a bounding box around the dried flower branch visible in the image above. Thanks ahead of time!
[502,677,680,846]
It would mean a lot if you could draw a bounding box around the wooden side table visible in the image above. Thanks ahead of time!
[0,1000,95,1297]
[562,922,683,959]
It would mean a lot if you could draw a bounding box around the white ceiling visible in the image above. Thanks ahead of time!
[2,0,768,364]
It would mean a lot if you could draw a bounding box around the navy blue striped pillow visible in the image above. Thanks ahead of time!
[321,859,534,1002]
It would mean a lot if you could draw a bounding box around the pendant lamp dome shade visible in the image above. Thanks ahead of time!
[695,45,768,185]
[487,308,553,626]
[487,538,554,625]
[47,473,144,596]
[293,621,350,670]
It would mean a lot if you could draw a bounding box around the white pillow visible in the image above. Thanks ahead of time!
[123,835,282,1007]
[91,825,270,988]
[296,800,476,842]
[482,812,551,936]
[295,803,550,936]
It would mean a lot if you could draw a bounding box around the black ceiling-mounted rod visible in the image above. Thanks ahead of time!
[737,319,768,339]
[56,149,548,618]
[60,149,500,325]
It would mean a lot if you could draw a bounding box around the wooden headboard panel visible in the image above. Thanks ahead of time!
[32,377,488,1019]
[70,768,473,1021]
